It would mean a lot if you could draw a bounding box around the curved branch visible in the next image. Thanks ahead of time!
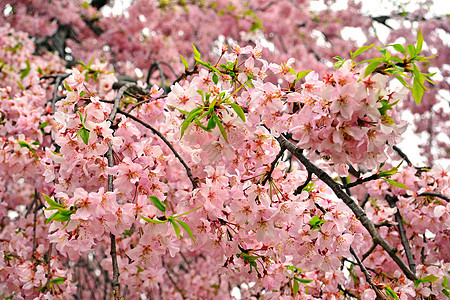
[117,109,198,189]
[275,134,418,281]
[417,192,449,202]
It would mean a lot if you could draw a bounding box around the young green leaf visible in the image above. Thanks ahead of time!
[309,216,326,230]
[212,114,228,142]
[212,72,219,85]
[407,44,416,57]
[180,107,204,138]
[175,219,196,244]
[79,127,90,145]
[169,218,181,239]
[230,103,246,122]
[64,80,73,92]
[364,61,381,78]
[293,279,299,295]
[43,193,63,209]
[140,215,168,224]
[412,77,425,105]
[416,28,423,54]
[51,277,66,285]
[350,44,374,60]
[192,44,201,59]
[149,196,166,212]
[295,277,314,284]
[392,44,405,54]
[384,178,409,190]
[180,54,189,70]
[20,60,31,80]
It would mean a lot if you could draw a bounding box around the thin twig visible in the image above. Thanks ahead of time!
[261,147,285,186]
[392,145,413,166]
[386,195,416,274]
[105,83,134,300]
[362,243,378,262]
[347,173,379,188]
[350,246,387,299]
[275,134,418,281]
[294,171,312,196]
[118,109,198,189]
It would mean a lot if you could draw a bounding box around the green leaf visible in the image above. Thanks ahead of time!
[140,215,168,224]
[442,289,450,297]
[169,218,181,239]
[392,44,405,54]
[295,277,314,284]
[212,72,219,85]
[384,284,399,300]
[293,279,299,295]
[296,70,312,81]
[422,275,439,283]
[180,107,204,138]
[43,193,63,209]
[64,80,73,92]
[333,56,345,70]
[394,75,412,90]
[149,196,166,212]
[20,60,31,80]
[79,127,90,145]
[364,61,381,78]
[192,44,201,59]
[378,166,398,178]
[230,103,246,122]
[384,178,409,190]
[351,44,374,60]
[412,76,425,105]
[175,219,196,244]
[416,28,423,54]
[212,114,228,142]
[180,54,189,70]
[309,216,326,230]
[286,265,305,273]
[51,277,66,285]
[407,44,416,57]
[206,115,216,131]
[173,206,203,218]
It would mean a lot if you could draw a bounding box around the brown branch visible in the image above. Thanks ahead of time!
[275,134,418,281]
[118,109,198,189]
[347,173,379,188]
[105,83,134,300]
[417,192,449,202]
[362,243,378,262]
[392,145,413,166]
[386,195,416,275]
[294,171,312,196]
[350,246,387,300]
[261,147,285,186]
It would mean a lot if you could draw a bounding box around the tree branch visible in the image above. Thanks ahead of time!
[117,109,198,189]
[417,192,449,202]
[350,246,387,299]
[261,147,285,186]
[275,134,418,281]
[346,173,379,188]
[386,195,416,275]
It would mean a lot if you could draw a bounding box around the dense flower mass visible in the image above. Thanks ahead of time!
[0,1,449,299]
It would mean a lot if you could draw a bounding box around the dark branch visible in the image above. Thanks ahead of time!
[347,173,379,188]
[294,171,312,196]
[275,134,418,281]
[118,109,198,189]
[386,195,416,275]
[261,147,285,186]
[350,246,387,299]
[417,192,449,202]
